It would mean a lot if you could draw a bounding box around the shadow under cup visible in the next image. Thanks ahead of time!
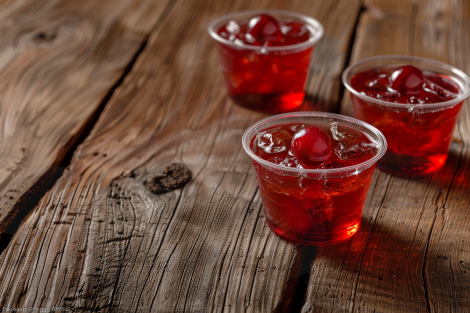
[208,10,323,113]
[343,55,470,177]
[242,112,387,245]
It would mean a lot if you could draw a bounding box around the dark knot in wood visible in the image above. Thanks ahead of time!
[34,31,57,42]
[145,163,191,194]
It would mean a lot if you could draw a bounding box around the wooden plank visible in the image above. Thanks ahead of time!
[0,0,172,238]
[304,0,470,312]
[290,0,363,112]
[415,2,470,311]
[339,0,414,117]
[0,0,362,311]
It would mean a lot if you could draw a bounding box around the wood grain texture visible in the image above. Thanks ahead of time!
[0,0,172,236]
[304,0,470,312]
[291,0,362,112]
[0,0,362,311]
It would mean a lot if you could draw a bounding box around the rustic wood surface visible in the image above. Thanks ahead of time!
[0,0,362,311]
[0,0,469,312]
[0,0,171,238]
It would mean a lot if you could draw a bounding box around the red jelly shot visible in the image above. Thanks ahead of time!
[209,10,323,113]
[242,112,387,245]
[343,56,470,176]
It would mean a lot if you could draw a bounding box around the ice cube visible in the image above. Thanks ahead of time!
[280,25,292,35]
[264,156,302,179]
[226,20,240,34]
[245,33,256,44]
[257,127,293,154]
[289,124,305,133]
[324,176,367,196]
[279,156,304,168]
[330,123,358,141]
[335,141,378,160]
[234,39,244,46]
[280,22,307,37]
[321,160,346,169]
[263,156,302,193]
[267,156,286,165]
[300,190,334,223]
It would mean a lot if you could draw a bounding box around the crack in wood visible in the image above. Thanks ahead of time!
[337,4,366,115]
[275,245,318,313]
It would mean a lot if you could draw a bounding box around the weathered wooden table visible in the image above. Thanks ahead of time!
[0,0,469,312]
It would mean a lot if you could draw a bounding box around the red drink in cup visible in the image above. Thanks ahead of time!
[208,10,323,113]
[242,112,387,245]
[343,55,470,176]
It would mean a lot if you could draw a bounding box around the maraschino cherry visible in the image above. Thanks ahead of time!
[390,65,424,95]
[248,14,281,44]
[291,127,333,164]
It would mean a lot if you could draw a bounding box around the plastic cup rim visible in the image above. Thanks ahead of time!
[208,9,324,52]
[242,111,388,175]
[342,55,470,110]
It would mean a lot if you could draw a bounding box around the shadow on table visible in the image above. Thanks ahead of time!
[274,217,416,312]
[302,192,470,310]
[293,93,340,113]
[434,142,470,194]
[299,218,427,309]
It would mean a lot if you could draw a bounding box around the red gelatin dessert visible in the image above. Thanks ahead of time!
[209,10,323,113]
[343,56,470,176]
[242,113,387,245]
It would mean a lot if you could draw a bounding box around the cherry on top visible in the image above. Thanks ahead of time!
[217,14,311,47]
[351,65,460,104]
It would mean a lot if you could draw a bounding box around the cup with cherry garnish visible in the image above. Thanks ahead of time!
[208,10,323,113]
[342,55,470,176]
[242,112,387,245]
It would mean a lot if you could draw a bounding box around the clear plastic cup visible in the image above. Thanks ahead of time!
[242,112,387,245]
[342,55,470,176]
[208,10,323,113]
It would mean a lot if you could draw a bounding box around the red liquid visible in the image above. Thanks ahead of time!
[217,16,313,113]
[350,66,462,176]
[251,123,378,245]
